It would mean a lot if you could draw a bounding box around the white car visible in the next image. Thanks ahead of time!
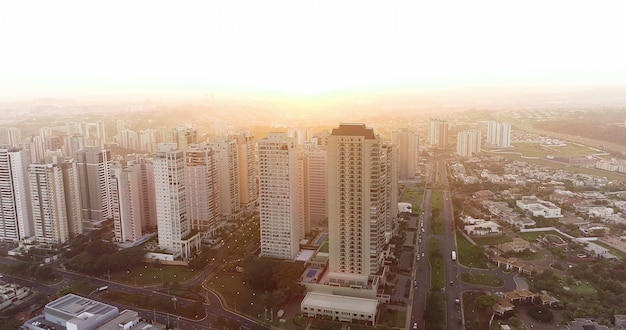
[413,322,418,329]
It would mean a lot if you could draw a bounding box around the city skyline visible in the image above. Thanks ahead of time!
[1,1,626,102]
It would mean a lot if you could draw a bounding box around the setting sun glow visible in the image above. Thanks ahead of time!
[1,0,625,100]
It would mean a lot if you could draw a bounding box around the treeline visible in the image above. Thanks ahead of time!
[64,239,146,276]
[242,257,305,309]
[532,262,626,326]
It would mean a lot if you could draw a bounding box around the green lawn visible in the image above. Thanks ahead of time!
[591,241,626,260]
[206,272,268,322]
[430,190,444,235]
[400,184,425,214]
[425,292,446,330]
[572,281,597,296]
[111,263,195,286]
[472,235,513,246]
[456,231,490,269]
[429,238,445,289]
[547,143,598,156]
[517,230,570,243]
[459,273,504,287]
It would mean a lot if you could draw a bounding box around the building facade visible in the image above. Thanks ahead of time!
[29,162,69,245]
[456,130,482,157]
[0,146,33,241]
[153,143,200,260]
[392,129,419,180]
[258,133,300,260]
[77,147,112,223]
[327,124,395,281]
[185,144,220,237]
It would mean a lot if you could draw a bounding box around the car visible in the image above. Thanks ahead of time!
[421,252,425,257]
[413,322,418,329]
[455,298,460,304]
[450,281,454,286]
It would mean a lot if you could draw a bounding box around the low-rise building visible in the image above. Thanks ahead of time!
[463,220,501,236]
[566,318,610,330]
[516,196,562,219]
[301,291,378,325]
[23,294,165,330]
[499,238,531,253]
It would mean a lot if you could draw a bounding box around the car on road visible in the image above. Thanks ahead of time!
[413,322,418,329]
[421,252,425,257]
[450,281,454,286]
[455,298,460,304]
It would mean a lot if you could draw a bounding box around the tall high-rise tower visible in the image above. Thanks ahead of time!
[77,147,112,223]
[60,158,83,237]
[486,121,511,147]
[302,142,327,229]
[7,128,21,147]
[208,138,240,220]
[428,118,449,148]
[258,133,300,260]
[456,130,482,157]
[153,143,200,260]
[185,144,220,237]
[392,129,419,180]
[29,162,70,245]
[233,132,258,209]
[0,146,33,241]
[110,162,144,244]
[327,124,396,284]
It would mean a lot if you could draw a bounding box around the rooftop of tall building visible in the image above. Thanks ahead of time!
[331,123,375,139]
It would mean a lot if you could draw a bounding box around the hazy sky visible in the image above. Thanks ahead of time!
[1,0,625,100]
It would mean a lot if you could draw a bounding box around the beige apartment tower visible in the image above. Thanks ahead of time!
[29,162,70,245]
[327,124,396,284]
[185,144,220,237]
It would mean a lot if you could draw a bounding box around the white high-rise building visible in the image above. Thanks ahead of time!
[233,132,258,209]
[428,118,449,148]
[118,130,139,150]
[456,130,482,157]
[288,127,314,145]
[25,135,45,163]
[63,134,85,159]
[258,133,300,260]
[77,147,112,223]
[486,121,511,147]
[153,143,200,260]
[0,146,33,241]
[327,124,396,283]
[392,129,419,180]
[7,128,21,147]
[208,138,240,220]
[139,129,157,154]
[29,162,69,245]
[185,144,220,237]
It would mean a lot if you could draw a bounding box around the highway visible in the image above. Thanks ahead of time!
[408,158,463,329]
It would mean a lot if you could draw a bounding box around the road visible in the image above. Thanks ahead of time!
[4,224,269,330]
[409,188,432,329]
[410,158,463,329]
